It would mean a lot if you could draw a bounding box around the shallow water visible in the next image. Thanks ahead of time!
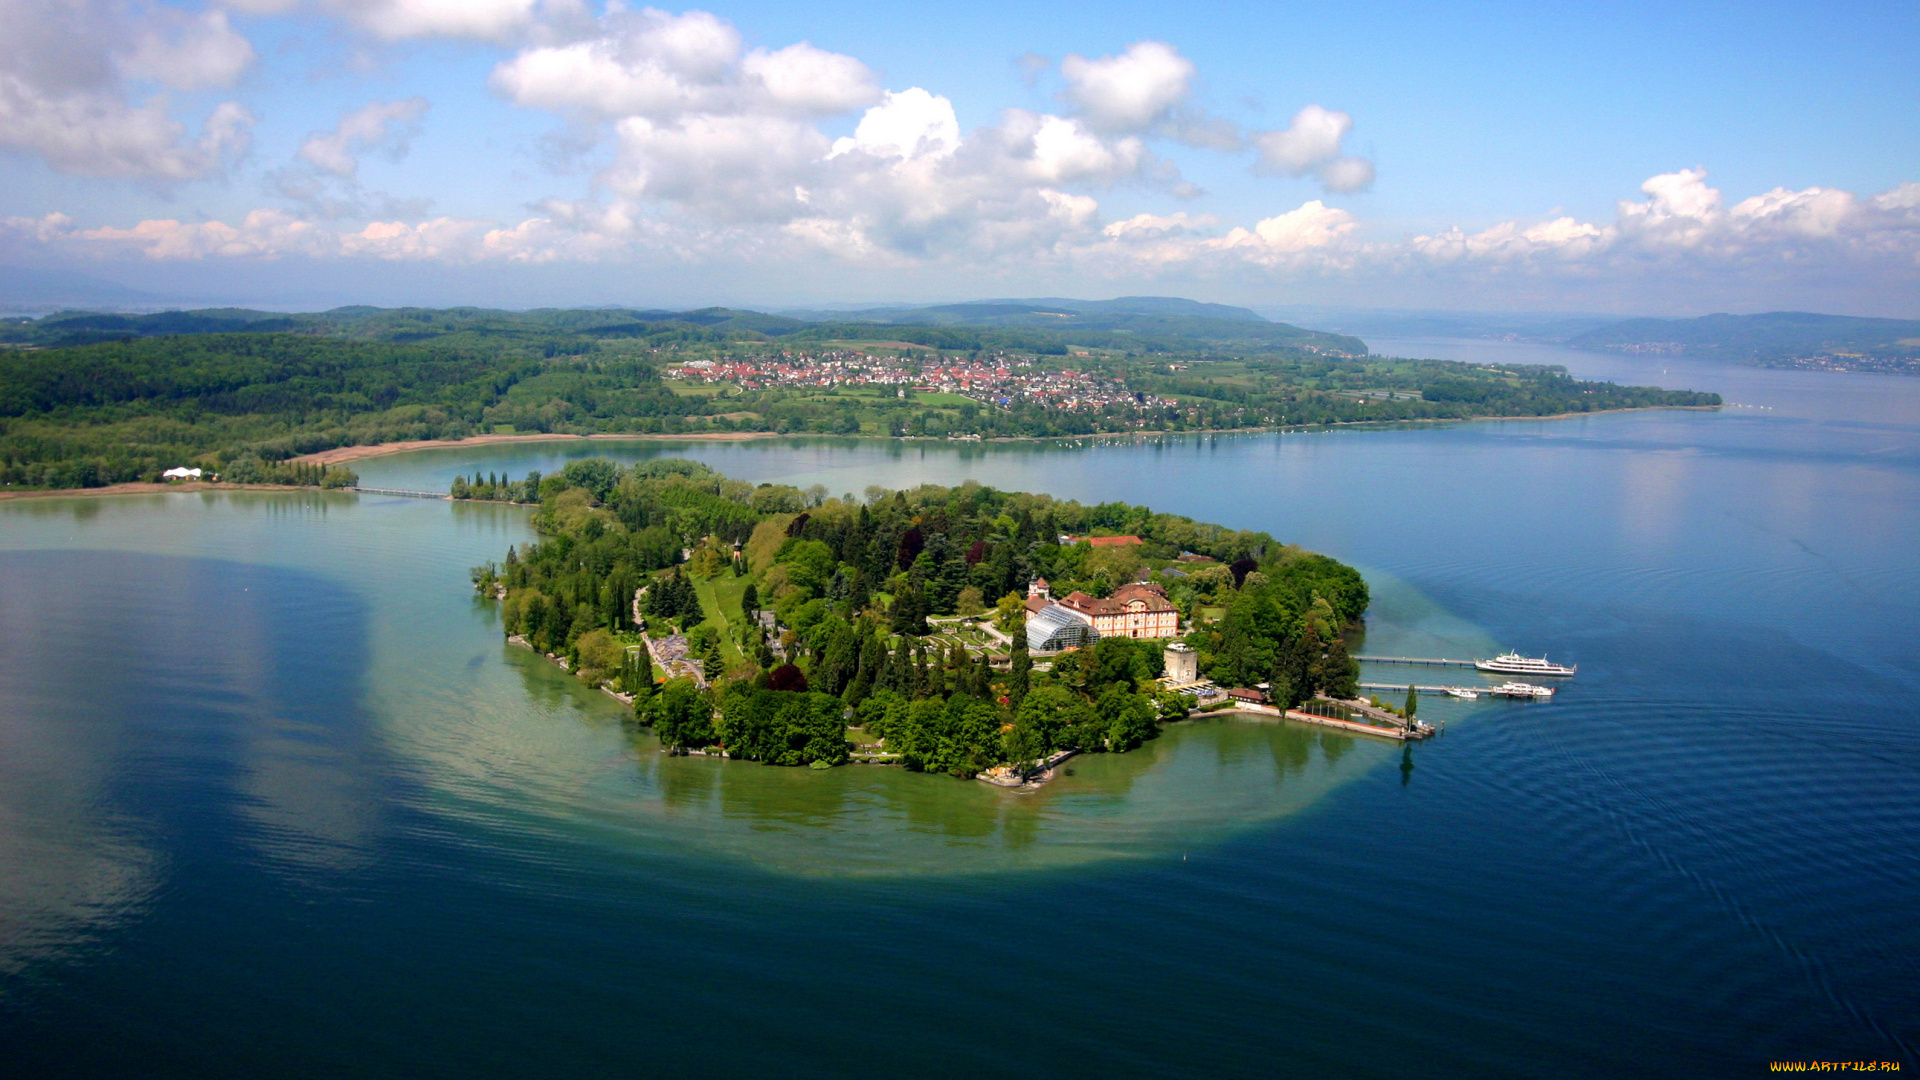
[2,343,1916,1076]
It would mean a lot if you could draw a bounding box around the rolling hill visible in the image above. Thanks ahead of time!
[1569,312,1920,373]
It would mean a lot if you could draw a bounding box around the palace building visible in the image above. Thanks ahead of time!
[1024,579,1179,642]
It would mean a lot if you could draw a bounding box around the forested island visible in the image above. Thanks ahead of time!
[0,301,1719,490]
[472,458,1368,778]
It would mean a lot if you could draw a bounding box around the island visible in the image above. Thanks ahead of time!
[0,300,1719,492]
[470,457,1403,782]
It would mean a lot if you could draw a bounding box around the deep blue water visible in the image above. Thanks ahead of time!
[2,344,1916,1076]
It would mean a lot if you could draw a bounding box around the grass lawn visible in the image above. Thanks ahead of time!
[692,570,751,664]
[909,391,977,407]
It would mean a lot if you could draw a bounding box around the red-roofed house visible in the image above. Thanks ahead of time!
[1062,535,1143,548]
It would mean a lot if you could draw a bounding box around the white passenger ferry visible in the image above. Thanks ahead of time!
[1490,681,1556,699]
[1475,651,1577,677]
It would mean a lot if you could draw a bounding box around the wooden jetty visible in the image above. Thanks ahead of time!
[1354,655,1478,668]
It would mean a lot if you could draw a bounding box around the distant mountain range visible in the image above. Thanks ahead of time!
[2,295,1368,356]
[0,265,176,312]
[777,295,1364,354]
[1568,312,1920,372]
[782,295,1265,325]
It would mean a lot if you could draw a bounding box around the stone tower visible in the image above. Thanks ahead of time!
[1164,641,1197,684]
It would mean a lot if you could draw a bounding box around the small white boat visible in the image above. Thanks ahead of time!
[1446,687,1481,700]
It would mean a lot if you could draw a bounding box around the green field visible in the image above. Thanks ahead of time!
[908,391,979,407]
[691,570,751,664]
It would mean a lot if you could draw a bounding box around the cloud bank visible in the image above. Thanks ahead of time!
[0,0,255,179]
[0,5,1912,311]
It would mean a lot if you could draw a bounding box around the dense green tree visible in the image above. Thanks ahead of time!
[889,583,929,636]
[643,679,713,751]
[715,686,847,766]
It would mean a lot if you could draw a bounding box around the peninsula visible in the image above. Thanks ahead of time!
[472,458,1375,778]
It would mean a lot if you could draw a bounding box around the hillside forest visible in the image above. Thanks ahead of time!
[0,304,1719,490]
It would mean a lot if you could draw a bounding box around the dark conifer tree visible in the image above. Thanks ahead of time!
[1009,627,1031,707]
[911,643,930,700]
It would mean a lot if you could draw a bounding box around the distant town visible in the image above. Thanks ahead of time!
[665,349,1179,417]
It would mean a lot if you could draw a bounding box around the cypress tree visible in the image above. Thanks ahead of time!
[1323,635,1359,699]
[1009,626,1031,708]
[911,643,930,700]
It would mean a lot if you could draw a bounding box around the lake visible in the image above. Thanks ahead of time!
[2,342,1915,1076]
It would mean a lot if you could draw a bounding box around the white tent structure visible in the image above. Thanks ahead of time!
[162,467,203,480]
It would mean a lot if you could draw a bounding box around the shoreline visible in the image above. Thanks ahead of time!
[3,403,1722,503]
[289,430,782,467]
[292,402,1721,464]
[0,480,315,502]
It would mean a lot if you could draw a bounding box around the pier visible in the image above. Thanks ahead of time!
[1354,655,1478,667]
[1217,697,1435,741]
[350,486,449,500]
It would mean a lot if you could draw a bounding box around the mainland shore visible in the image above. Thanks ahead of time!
[0,480,314,502]
[288,402,1721,467]
[289,430,782,467]
[4,403,1720,503]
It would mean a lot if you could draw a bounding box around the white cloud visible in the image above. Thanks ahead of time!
[1316,156,1375,195]
[1056,40,1243,154]
[1202,200,1358,266]
[328,0,544,42]
[1252,105,1374,193]
[604,112,829,222]
[741,42,879,116]
[0,0,255,179]
[1101,211,1218,239]
[490,8,873,119]
[1019,112,1148,185]
[119,9,255,91]
[1060,40,1193,132]
[299,97,429,177]
[829,88,958,161]
[16,170,1920,311]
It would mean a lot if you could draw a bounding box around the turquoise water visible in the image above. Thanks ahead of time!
[2,344,1916,1075]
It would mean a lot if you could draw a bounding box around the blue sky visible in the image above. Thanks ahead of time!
[1,0,1915,314]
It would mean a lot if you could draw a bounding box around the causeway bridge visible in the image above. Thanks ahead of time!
[350,486,449,500]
